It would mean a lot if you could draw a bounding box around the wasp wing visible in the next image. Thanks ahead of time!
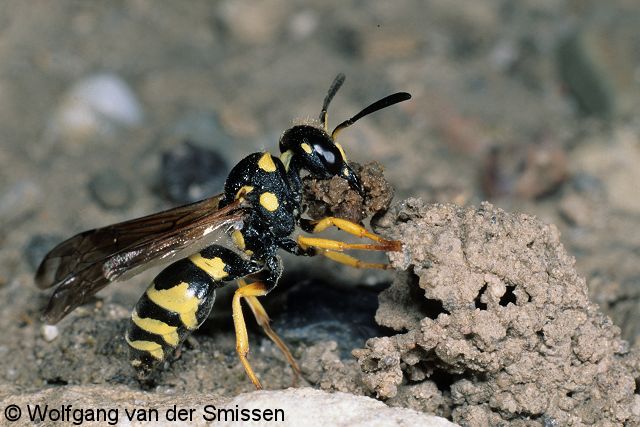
[36,194,245,324]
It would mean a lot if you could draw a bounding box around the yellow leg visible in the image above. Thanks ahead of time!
[298,217,401,269]
[322,249,392,270]
[307,217,392,244]
[232,282,269,390]
[298,235,401,252]
[237,279,301,383]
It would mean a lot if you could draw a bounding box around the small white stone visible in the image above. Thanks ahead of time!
[490,40,518,71]
[289,10,318,40]
[50,73,144,143]
[68,73,143,126]
[217,0,287,45]
[42,324,59,342]
[0,181,42,227]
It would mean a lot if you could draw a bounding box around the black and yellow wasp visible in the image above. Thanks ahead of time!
[36,74,411,389]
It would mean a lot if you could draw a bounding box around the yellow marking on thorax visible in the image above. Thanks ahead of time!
[235,185,254,201]
[335,142,347,161]
[258,152,277,172]
[301,143,312,154]
[132,310,179,347]
[343,167,350,177]
[189,253,228,281]
[259,192,279,211]
[232,230,246,250]
[146,282,200,329]
[280,150,293,171]
[126,334,164,360]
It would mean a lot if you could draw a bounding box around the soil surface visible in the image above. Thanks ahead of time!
[1,1,640,426]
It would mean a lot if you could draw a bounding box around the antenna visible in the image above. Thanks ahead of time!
[331,92,411,140]
[319,73,346,131]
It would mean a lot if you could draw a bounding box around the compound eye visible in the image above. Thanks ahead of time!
[313,140,343,175]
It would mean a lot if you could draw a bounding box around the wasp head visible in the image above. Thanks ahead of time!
[277,74,410,199]
[279,124,363,196]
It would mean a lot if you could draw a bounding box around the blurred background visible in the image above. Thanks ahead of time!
[0,0,639,388]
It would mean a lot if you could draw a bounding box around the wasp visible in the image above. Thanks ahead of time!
[36,74,411,389]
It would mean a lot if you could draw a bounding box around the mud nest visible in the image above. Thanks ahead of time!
[351,199,640,426]
[302,161,394,223]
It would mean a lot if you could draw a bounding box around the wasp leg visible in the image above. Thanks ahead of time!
[321,249,392,270]
[232,281,270,389]
[237,278,301,384]
[300,217,399,247]
[294,217,401,269]
[294,236,397,270]
[299,217,401,252]
[230,255,284,390]
[297,235,400,252]
[280,232,398,270]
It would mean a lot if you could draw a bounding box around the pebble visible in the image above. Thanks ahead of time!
[169,112,232,149]
[42,324,59,342]
[23,234,63,271]
[0,180,42,229]
[556,30,614,119]
[491,39,518,71]
[217,0,287,45]
[327,26,362,58]
[288,10,318,40]
[571,172,605,196]
[51,73,144,143]
[160,141,229,204]
[88,169,134,210]
[6,368,17,381]
[481,142,568,199]
[558,194,594,227]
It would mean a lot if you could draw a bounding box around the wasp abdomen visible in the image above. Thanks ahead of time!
[126,245,260,378]
[126,258,217,377]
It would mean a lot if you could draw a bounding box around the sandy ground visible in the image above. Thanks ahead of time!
[1,1,640,425]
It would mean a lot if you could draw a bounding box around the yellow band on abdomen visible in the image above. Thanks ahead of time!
[131,311,180,347]
[189,254,228,280]
[126,334,164,360]
[146,282,200,329]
